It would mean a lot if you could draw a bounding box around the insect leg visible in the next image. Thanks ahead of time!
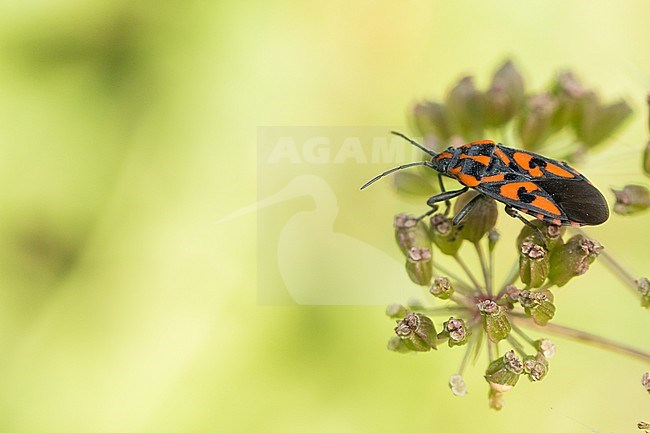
[452,193,483,226]
[437,173,452,216]
[504,205,547,249]
[417,186,469,221]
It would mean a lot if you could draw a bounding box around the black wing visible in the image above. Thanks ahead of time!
[534,178,609,225]
[475,175,609,226]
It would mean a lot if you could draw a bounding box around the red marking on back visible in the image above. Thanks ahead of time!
[529,196,562,216]
[499,182,539,200]
[449,166,480,187]
[481,174,505,183]
[460,154,491,166]
[513,152,543,177]
[544,162,575,178]
[494,147,511,165]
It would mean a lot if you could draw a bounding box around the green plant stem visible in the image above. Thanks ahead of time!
[498,260,519,295]
[510,321,536,347]
[474,242,492,296]
[450,293,478,309]
[414,305,469,315]
[593,248,639,296]
[487,338,495,362]
[432,263,474,295]
[511,314,650,363]
[458,336,474,375]
[488,240,496,296]
[571,227,639,297]
[507,335,527,357]
[454,254,482,293]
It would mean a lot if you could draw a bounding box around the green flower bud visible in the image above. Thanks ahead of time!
[523,352,549,382]
[485,61,525,127]
[643,140,650,177]
[449,374,467,396]
[387,336,410,353]
[636,277,650,309]
[394,214,431,256]
[428,213,463,256]
[485,350,523,392]
[385,303,408,318]
[548,72,584,130]
[517,93,558,150]
[516,220,565,252]
[405,247,433,286]
[453,192,498,243]
[519,239,549,288]
[575,97,632,148]
[430,276,454,300]
[553,71,586,96]
[477,299,511,342]
[412,101,452,142]
[569,90,597,131]
[445,76,486,140]
[518,289,555,326]
[534,338,556,359]
[612,185,650,215]
[438,317,470,347]
[394,312,437,351]
[642,372,650,394]
[548,235,603,287]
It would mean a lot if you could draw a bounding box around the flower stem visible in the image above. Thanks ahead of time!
[411,305,468,315]
[487,338,495,362]
[499,259,519,293]
[511,314,650,363]
[571,227,638,297]
[507,335,527,357]
[488,239,496,294]
[432,263,474,295]
[474,242,492,296]
[458,335,475,375]
[510,321,536,348]
[454,254,482,293]
[450,293,478,309]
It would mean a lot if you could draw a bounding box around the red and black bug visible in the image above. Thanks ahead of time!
[361,131,609,231]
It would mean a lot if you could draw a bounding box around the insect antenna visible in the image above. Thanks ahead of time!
[360,161,435,190]
[390,131,438,157]
[360,131,439,190]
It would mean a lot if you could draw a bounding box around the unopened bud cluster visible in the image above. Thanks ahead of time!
[387,205,609,408]
[516,229,604,289]
[381,60,646,410]
[409,61,630,164]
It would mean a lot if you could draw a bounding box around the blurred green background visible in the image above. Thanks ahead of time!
[0,1,649,432]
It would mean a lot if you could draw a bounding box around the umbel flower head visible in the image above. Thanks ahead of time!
[388,203,591,409]
[380,60,650,410]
